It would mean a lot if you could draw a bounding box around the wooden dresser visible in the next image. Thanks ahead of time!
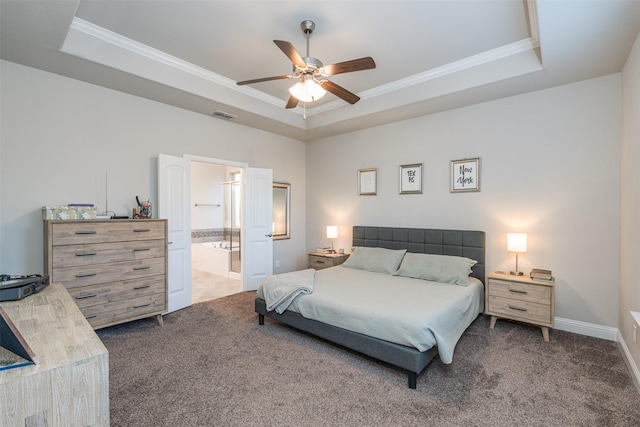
[485,270,555,341]
[0,282,109,426]
[44,219,168,329]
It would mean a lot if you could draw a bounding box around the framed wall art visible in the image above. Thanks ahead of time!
[358,168,377,195]
[451,158,480,193]
[399,163,422,194]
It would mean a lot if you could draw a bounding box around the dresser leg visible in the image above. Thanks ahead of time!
[489,316,497,329]
[541,327,549,342]
[155,314,164,327]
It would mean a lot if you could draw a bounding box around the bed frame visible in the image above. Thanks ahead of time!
[255,226,486,389]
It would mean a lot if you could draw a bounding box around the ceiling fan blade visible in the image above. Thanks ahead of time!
[322,57,376,76]
[273,40,306,68]
[320,80,361,104]
[285,95,299,109]
[236,75,293,85]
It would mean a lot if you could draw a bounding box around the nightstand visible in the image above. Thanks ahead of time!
[485,271,555,342]
[308,252,350,270]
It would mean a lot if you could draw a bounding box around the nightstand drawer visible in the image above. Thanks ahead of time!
[488,279,551,305]
[488,295,552,325]
[309,255,334,269]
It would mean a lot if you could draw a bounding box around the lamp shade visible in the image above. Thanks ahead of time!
[507,233,527,253]
[289,76,327,103]
[326,226,338,239]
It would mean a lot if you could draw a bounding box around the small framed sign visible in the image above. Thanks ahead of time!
[399,163,422,194]
[451,158,480,193]
[358,168,377,195]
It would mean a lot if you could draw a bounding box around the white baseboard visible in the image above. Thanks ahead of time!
[618,331,640,394]
[554,316,618,341]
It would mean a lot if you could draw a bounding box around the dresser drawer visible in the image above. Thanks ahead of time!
[50,221,165,245]
[488,295,552,325]
[53,257,166,289]
[81,293,166,329]
[52,240,165,268]
[487,279,551,305]
[68,276,166,309]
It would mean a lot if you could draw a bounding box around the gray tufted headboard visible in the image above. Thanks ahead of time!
[352,226,486,284]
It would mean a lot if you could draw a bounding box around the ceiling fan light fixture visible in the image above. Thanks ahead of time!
[289,76,326,103]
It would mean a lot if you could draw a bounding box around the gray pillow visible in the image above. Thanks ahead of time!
[342,247,407,275]
[394,252,477,285]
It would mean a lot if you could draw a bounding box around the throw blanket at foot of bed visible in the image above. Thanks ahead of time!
[262,268,315,314]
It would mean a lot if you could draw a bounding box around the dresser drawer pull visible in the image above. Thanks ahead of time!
[133,248,151,252]
[508,305,528,312]
[133,229,151,233]
[75,293,98,300]
[75,230,97,235]
[85,315,97,320]
[75,252,97,257]
[133,266,151,271]
[134,303,151,309]
[509,289,528,295]
[75,272,97,278]
[133,285,151,290]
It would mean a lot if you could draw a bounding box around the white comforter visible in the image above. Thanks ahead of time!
[258,266,484,364]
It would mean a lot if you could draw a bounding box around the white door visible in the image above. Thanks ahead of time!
[243,167,273,290]
[158,154,192,313]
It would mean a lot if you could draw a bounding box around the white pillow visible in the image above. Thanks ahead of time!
[342,247,407,275]
[394,252,477,285]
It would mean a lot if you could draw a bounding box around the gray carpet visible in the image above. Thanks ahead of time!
[97,291,640,426]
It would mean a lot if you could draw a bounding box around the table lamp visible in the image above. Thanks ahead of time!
[326,226,338,254]
[507,233,527,276]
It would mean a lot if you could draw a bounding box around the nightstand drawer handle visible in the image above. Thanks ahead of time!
[508,305,528,312]
[75,272,97,278]
[509,289,528,295]
[316,261,325,264]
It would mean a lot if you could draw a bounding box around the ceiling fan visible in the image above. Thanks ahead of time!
[236,20,376,109]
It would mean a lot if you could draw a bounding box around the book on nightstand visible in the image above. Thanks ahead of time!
[530,268,554,282]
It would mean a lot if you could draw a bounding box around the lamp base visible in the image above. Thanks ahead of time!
[510,270,524,276]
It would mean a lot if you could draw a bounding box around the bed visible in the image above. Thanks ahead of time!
[255,226,486,388]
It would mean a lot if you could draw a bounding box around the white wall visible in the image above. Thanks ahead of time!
[0,60,308,275]
[307,74,621,328]
[620,32,640,378]
[190,162,226,231]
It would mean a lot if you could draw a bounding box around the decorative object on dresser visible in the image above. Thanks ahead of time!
[485,270,555,342]
[308,252,350,270]
[0,282,109,426]
[506,233,527,276]
[44,219,168,330]
[450,157,480,192]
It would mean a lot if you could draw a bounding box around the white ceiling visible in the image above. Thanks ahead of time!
[1,0,639,141]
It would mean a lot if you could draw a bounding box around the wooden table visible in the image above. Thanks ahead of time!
[0,282,109,426]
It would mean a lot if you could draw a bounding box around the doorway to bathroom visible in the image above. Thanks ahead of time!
[190,161,243,303]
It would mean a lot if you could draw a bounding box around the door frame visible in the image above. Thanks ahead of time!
[185,154,249,291]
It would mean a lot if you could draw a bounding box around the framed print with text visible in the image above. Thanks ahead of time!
[358,168,377,195]
[451,158,480,192]
[399,163,422,194]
